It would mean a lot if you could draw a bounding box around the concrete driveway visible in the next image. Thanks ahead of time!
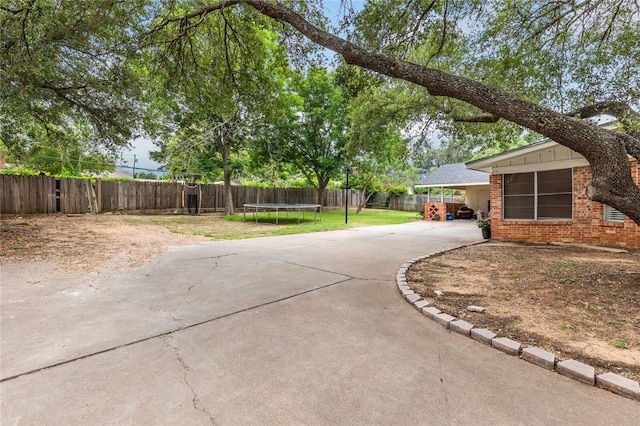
[1,220,639,424]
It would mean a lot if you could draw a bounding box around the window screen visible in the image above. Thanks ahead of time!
[503,173,534,219]
[503,169,572,220]
[537,169,572,219]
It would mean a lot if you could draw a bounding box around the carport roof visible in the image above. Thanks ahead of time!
[415,163,490,188]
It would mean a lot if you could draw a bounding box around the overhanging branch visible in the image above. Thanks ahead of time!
[156,0,640,225]
[451,113,499,123]
[568,100,640,121]
[568,101,640,160]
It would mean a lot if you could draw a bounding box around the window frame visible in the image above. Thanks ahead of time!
[502,168,573,221]
[603,204,625,222]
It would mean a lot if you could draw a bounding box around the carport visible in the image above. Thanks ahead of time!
[415,163,490,221]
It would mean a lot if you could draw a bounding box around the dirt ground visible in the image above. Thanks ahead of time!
[0,214,212,273]
[2,214,639,382]
[407,242,640,382]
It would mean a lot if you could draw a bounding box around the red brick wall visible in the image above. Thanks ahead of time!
[489,160,639,249]
[424,202,446,220]
[423,202,467,220]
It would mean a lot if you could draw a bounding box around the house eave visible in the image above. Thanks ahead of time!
[466,140,558,173]
[466,120,621,173]
[415,182,490,189]
[492,158,590,174]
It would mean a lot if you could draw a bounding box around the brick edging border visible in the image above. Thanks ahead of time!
[396,248,640,403]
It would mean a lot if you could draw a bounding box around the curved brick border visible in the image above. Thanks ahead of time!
[396,250,640,403]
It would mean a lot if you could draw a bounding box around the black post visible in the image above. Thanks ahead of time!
[345,168,351,224]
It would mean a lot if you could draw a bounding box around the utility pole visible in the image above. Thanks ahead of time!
[132,154,137,178]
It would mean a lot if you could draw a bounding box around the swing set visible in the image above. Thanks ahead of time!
[180,174,202,215]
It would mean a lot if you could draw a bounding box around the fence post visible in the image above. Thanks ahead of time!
[0,176,361,214]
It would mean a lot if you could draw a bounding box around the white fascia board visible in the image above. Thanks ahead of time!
[466,121,622,173]
[492,155,634,174]
[492,158,590,174]
[414,182,489,188]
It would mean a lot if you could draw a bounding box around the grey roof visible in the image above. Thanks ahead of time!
[415,163,490,187]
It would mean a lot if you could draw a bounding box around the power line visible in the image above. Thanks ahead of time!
[117,164,163,173]
[7,153,166,173]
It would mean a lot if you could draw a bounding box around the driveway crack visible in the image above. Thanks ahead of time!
[1,276,356,383]
[170,262,219,319]
[275,259,354,279]
[164,337,216,425]
[86,283,183,326]
[437,334,451,425]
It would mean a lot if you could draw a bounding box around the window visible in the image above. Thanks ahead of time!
[603,204,625,222]
[503,173,534,219]
[503,169,572,220]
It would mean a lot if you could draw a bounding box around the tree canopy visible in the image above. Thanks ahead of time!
[253,67,349,204]
[1,1,154,162]
[156,0,640,224]
[2,0,639,224]
[145,2,291,213]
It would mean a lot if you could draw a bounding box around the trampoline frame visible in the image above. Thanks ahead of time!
[242,203,322,224]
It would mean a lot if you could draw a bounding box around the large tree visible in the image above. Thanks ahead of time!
[1,1,153,163]
[345,82,413,212]
[255,67,349,205]
[147,3,290,214]
[157,0,640,225]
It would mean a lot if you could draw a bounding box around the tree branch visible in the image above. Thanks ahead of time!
[451,114,500,123]
[157,0,640,225]
[568,101,640,160]
[1,6,25,14]
[425,0,447,64]
[568,101,640,121]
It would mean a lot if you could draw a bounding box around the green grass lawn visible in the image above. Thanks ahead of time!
[124,208,422,240]
[226,208,422,237]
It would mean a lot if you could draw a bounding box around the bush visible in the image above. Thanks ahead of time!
[386,185,409,196]
[476,219,491,229]
[0,168,44,176]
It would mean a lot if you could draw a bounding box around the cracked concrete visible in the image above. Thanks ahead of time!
[436,333,451,424]
[164,337,216,425]
[169,260,221,327]
[2,221,640,424]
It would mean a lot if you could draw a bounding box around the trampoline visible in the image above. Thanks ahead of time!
[243,203,322,224]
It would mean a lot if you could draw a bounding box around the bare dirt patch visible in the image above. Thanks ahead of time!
[0,213,290,273]
[0,214,215,273]
[407,242,640,382]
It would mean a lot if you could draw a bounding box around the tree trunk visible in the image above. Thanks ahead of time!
[172,0,640,225]
[315,173,331,206]
[356,174,375,214]
[356,186,367,214]
[221,133,234,215]
[316,187,324,206]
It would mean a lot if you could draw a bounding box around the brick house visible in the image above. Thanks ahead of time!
[466,140,639,250]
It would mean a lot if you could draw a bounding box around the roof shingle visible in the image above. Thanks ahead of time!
[416,163,489,187]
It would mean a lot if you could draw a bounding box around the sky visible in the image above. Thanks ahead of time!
[120,137,161,176]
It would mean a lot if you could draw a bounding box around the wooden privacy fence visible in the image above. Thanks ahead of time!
[0,175,94,214]
[0,175,361,215]
[389,194,466,212]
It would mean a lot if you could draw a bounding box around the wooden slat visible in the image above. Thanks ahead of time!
[0,175,362,214]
